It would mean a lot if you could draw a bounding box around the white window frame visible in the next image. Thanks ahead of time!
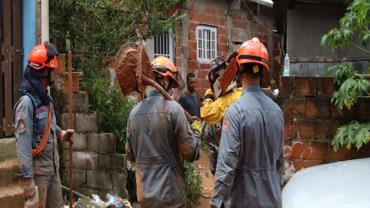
[196,25,217,63]
[153,30,174,61]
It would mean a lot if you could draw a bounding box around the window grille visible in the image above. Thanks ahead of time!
[154,31,174,60]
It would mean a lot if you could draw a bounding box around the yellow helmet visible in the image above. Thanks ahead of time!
[151,56,179,88]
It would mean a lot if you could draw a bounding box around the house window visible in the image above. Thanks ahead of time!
[196,25,217,62]
[154,31,174,60]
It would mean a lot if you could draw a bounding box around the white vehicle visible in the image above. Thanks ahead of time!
[283,158,370,208]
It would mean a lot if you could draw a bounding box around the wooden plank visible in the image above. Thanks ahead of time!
[0,0,4,137]
[3,0,13,136]
[12,0,21,105]
[55,54,66,74]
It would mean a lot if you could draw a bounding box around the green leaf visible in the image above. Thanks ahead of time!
[332,121,370,151]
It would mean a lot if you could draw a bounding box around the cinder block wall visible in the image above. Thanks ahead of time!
[279,76,370,176]
[60,92,128,198]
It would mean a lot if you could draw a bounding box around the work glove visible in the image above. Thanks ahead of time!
[22,178,39,208]
[191,117,202,135]
[204,88,215,101]
[61,129,75,144]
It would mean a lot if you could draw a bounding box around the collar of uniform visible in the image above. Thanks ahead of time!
[149,90,161,97]
[244,85,262,93]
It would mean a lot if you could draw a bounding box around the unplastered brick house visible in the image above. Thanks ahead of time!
[145,0,282,95]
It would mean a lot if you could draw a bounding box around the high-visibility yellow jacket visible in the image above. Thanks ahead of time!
[200,87,243,125]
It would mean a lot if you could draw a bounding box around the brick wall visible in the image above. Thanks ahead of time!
[279,76,370,178]
[174,0,281,95]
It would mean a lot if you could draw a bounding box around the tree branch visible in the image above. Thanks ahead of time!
[351,42,370,55]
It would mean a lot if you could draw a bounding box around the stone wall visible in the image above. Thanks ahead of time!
[60,91,127,198]
[279,76,370,179]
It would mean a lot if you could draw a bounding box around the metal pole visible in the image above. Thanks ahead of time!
[67,50,74,208]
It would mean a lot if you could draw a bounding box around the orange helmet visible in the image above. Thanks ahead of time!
[28,42,58,70]
[237,37,270,71]
[151,56,179,88]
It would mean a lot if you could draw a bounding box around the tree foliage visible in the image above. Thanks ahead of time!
[50,0,182,58]
[321,0,370,151]
[50,0,181,150]
[332,121,370,151]
[327,63,370,112]
[321,0,370,55]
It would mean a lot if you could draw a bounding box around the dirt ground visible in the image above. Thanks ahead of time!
[194,149,215,208]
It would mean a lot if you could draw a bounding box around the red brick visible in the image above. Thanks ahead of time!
[291,141,304,160]
[342,108,356,120]
[189,22,197,31]
[293,160,322,171]
[233,19,247,28]
[188,50,198,60]
[196,80,209,89]
[176,47,183,57]
[293,119,317,139]
[305,98,331,119]
[282,99,306,116]
[317,77,334,96]
[330,104,341,119]
[198,69,209,79]
[188,60,199,71]
[352,143,370,158]
[218,27,228,35]
[188,41,197,50]
[175,59,182,67]
[284,117,293,138]
[327,146,353,162]
[293,77,317,97]
[302,141,328,161]
[279,76,292,97]
[199,63,212,69]
[317,120,340,140]
[355,99,370,121]
[284,144,292,160]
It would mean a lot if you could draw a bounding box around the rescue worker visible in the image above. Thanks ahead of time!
[211,37,284,208]
[201,85,242,125]
[126,56,200,208]
[13,42,74,208]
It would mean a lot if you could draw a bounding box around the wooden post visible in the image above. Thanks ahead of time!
[67,50,74,208]
[3,0,13,136]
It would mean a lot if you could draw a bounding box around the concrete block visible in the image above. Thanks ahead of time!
[0,185,24,208]
[75,113,99,133]
[87,170,113,190]
[0,158,20,188]
[0,138,17,162]
[63,133,87,150]
[64,91,89,113]
[63,169,86,187]
[60,113,70,130]
[111,171,128,197]
[73,92,89,113]
[65,151,98,170]
[97,153,126,171]
[87,133,115,153]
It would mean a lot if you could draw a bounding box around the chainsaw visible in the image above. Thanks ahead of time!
[208,51,239,99]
